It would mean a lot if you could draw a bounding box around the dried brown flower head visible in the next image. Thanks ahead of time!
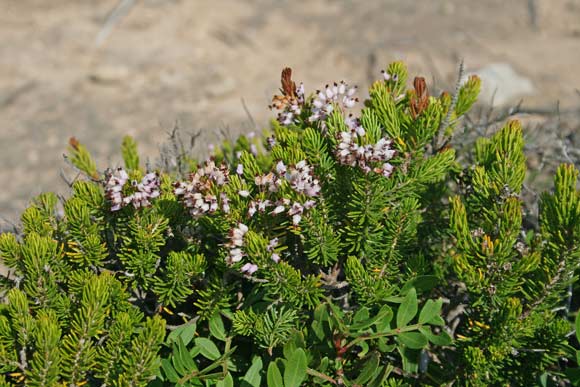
[69,136,80,151]
[409,76,430,119]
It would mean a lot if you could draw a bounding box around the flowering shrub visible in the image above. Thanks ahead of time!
[1,61,580,386]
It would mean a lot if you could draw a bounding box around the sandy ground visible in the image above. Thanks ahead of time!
[1,0,580,229]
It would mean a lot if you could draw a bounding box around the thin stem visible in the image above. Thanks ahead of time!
[306,368,338,384]
[343,323,423,351]
[434,60,464,151]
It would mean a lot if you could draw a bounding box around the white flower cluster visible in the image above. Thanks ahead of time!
[105,168,160,211]
[248,198,286,217]
[336,128,396,177]
[246,198,315,226]
[254,171,283,193]
[267,237,281,263]
[226,223,249,265]
[288,200,316,225]
[309,81,358,124]
[171,158,323,276]
[173,161,230,218]
[226,223,283,276]
[247,160,319,225]
[273,83,305,126]
[241,262,258,275]
[287,160,321,197]
[345,114,366,136]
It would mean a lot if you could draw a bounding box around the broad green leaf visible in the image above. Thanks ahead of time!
[210,313,227,341]
[167,320,197,346]
[283,331,305,360]
[575,312,580,343]
[384,296,405,303]
[283,339,296,361]
[311,320,325,341]
[397,288,418,328]
[374,305,393,333]
[418,299,442,324]
[313,303,329,323]
[538,372,548,387]
[177,337,197,371]
[398,346,419,374]
[351,305,392,332]
[401,275,438,294]
[353,307,370,323]
[426,315,445,326]
[354,352,380,385]
[398,332,427,349]
[190,345,201,358]
[241,356,263,387]
[195,338,221,360]
[161,358,179,382]
[217,373,234,387]
[377,337,395,353]
[172,340,188,375]
[284,348,307,387]
[267,361,284,387]
[419,326,452,346]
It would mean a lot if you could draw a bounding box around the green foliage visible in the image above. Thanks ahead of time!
[67,136,99,179]
[122,135,141,171]
[232,307,298,353]
[456,75,481,117]
[1,61,579,386]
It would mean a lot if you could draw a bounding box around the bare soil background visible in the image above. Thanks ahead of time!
[1,0,580,229]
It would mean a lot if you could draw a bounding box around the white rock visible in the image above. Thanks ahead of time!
[466,63,535,107]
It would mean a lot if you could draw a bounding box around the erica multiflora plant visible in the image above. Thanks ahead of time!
[0,61,579,387]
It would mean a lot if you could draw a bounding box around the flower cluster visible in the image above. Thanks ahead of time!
[226,223,248,265]
[247,198,315,226]
[225,223,283,276]
[241,262,258,275]
[336,129,395,177]
[267,237,281,263]
[270,68,359,129]
[105,168,160,211]
[275,83,305,125]
[254,172,283,193]
[309,81,358,124]
[287,160,321,197]
[247,160,319,225]
[251,160,320,197]
[225,223,258,276]
[287,200,316,225]
[344,114,366,135]
[271,68,305,126]
[173,161,230,218]
[248,198,287,217]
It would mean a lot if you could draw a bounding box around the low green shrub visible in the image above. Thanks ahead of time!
[1,62,579,386]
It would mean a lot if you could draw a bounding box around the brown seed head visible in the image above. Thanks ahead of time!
[69,136,80,151]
